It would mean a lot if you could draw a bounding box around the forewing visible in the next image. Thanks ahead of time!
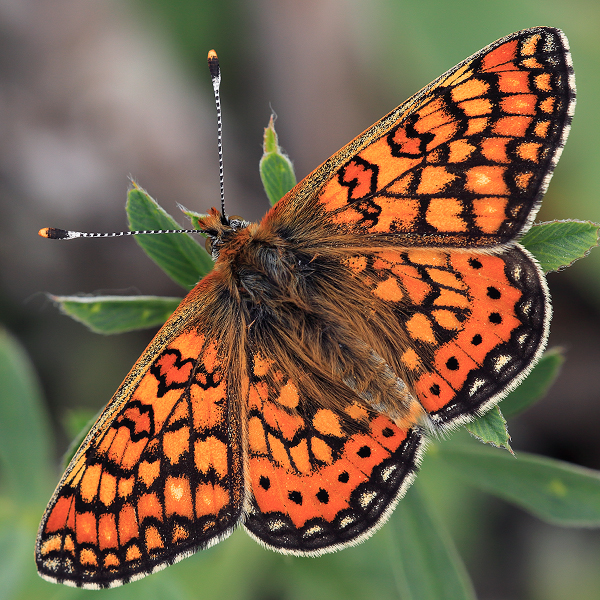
[243,348,424,554]
[266,27,575,246]
[36,273,245,588]
[341,245,549,426]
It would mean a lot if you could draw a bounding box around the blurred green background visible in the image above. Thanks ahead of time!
[1,1,600,598]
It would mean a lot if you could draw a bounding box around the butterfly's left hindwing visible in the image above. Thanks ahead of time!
[36,274,245,589]
[341,245,550,426]
[243,349,424,554]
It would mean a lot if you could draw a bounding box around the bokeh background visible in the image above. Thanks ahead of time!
[1,1,600,599]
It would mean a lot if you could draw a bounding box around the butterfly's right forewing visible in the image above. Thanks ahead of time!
[270,27,575,247]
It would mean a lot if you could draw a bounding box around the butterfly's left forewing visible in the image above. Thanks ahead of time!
[36,273,245,589]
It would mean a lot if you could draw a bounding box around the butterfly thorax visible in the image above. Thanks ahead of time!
[202,214,311,310]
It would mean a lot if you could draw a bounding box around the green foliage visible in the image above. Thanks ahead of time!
[437,445,600,527]
[126,184,213,289]
[387,484,476,599]
[259,115,297,206]
[50,295,183,334]
[465,407,512,452]
[521,220,599,273]
[0,329,56,600]
[0,328,53,505]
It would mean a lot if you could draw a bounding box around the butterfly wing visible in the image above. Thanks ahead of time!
[36,273,246,588]
[255,27,573,426]
[338,245,549,427]
[242,346,424,554]
[266,27,575,246]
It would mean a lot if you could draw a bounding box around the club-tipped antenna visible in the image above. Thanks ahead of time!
[39,51,231,242]
[207,50,225,216]
[38,226,205,240]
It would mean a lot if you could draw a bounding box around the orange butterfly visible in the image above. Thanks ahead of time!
[37,27,575,588]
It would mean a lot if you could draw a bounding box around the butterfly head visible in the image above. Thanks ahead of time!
[197,207,250,260]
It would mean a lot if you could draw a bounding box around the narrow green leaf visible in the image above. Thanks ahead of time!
[179,207,210,231]
[0,328,53,504]
[387,483,476,600]
[259,115,297,206]
[0,521,34,600]
[501,348,564,417]
[521,220,599,273]
[51,294,182,334]
[126,185,213,289]
[465,406,512,452]
[439,444,600,526]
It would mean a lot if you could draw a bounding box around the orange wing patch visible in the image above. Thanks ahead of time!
[37,314,245,588]
[310,29,573,247]
[243,353,424,554]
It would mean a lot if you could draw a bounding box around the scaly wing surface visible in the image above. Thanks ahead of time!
[36,273,246,588]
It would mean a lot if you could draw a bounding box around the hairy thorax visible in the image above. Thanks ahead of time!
[197,209,427,432]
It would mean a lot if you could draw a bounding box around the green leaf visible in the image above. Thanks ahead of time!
[521,220,599,273]
[465,407,512,452]
[127,184,213,289]
[387,483,476,600]
[0,520,36,600]
[179,207,210,231]
[439,444,600,526]
[501,348,564,417]
[0,328,53,504]
[259,115,296,206]
[50,294,182,334]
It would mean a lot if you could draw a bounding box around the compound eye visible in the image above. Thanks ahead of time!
[205,237,213,254]
[228,214,246,228]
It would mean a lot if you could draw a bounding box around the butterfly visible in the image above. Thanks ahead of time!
[36,27,575,588]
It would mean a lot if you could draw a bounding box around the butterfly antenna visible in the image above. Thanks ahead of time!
[207,50,225,216]
[38,226,204,240]
[39,52,231,242]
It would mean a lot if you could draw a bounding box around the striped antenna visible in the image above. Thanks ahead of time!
[39,50,227,241]
[207,49,225,215]
[38,227,203,240]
